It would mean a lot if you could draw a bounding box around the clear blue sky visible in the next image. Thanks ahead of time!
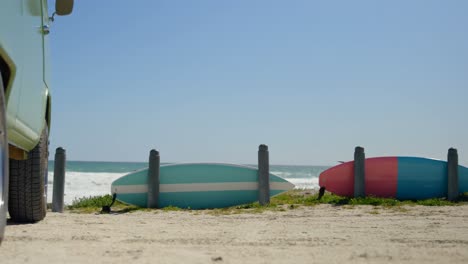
[49,0,468,165]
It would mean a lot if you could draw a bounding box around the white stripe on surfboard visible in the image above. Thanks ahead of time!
[112,182,294,194]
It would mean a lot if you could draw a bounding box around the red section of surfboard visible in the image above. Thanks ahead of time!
[319,157,398,197]
[319,160,354,196]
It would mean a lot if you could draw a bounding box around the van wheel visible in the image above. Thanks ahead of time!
[8,125,48,223]
[0,71,8,242]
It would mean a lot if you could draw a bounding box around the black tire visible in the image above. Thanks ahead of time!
[0,71,8,242]
[8,125,48,223]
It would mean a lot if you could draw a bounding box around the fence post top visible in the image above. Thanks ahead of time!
[448,148,458,153]
[355,146,364,153]
[56,147,65,153]
[150,149,160,156]
[259,144,268,151]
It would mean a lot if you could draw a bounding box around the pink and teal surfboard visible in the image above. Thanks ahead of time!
[319,157,468,200]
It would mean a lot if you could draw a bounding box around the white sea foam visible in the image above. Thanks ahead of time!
[288,177,319,190]
[272,170,320,190]
[47,171,320,205]
[270,171,294,177]
[47,172,127,205]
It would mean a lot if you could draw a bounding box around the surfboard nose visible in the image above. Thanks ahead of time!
[318,171,327,188]
[319,161,354,197]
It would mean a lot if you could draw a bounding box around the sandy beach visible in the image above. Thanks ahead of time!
[1,205,468,263]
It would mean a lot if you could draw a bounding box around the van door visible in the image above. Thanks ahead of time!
[41,0,50,89]
[14,0,49,150]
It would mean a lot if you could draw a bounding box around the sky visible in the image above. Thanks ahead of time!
[48,0,468,165]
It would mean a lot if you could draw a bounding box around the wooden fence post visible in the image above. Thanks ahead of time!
[258,144,270,205]
[354,146,365,198]
[52,147,66,213]
[147,149,160,208]
[447,148,459,201]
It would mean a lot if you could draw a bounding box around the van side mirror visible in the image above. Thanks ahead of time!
[56,0,74,16]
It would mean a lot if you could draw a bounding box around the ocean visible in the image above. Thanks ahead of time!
[47,161,330,205]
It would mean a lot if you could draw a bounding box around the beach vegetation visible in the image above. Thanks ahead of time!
[162,206,183,212]
[65,190,468,214]
[271,190,468,207]
[207,201,284,215]
[67,194,141,213]
[68,195,117,209]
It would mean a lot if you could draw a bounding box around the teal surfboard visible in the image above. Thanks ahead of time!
[111,163,295,209]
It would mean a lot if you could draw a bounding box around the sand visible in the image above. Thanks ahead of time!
[1,205,468,263]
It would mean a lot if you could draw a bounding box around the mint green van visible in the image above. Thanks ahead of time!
[0,0,73,243]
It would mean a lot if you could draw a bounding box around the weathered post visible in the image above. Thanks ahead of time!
[258,144,270,205]
[147,149,160,208]
[52,147,66,213]
[354,146,365,198]
[447,148,459,201]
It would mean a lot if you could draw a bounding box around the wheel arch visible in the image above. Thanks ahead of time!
[45,94,51,129]
[0,45,16,97]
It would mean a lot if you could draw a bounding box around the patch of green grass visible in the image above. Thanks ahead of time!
[403,199,454,206]
[67,195,142,213]
[272,190,468,207]
[207,201,285,216]
[348,196,400,206]
[162,206,183,212]
[208,204,263,215]
[271,190,345,206]
[68,195,115,209]
[66,191,468,214]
